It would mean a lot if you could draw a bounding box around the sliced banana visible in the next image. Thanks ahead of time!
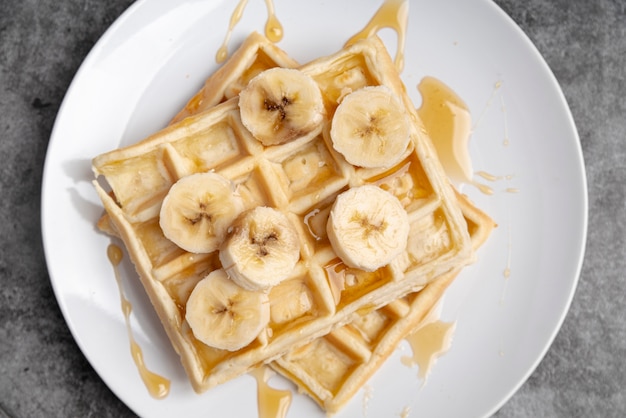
[238,67,325,146]
[330,85,410,168]
[159,172,244,254]
[219,206,300,291]
[185,269,270,351]
[326,185,410,272]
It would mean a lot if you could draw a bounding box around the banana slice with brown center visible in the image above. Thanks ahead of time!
[327,185,410,271]
[159,172,244,254]
[219,206,301,291]
[330,85,410,168]
[185,269,270,351]
[238,68,325,146]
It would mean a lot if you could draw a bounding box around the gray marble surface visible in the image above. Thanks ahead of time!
[1,0,624,417]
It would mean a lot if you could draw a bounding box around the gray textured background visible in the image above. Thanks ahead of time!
[1,0,624,417]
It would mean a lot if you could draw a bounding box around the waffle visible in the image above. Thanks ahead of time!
[96,31,298,235]
[92,33,473,393]
[271,191,495,413]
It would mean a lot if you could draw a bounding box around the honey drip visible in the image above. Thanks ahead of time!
[250,366,292,418]
[107,244,171,399]
[498,218,513,308]
[399,405,411,418]
[417,76,473,185]
[303,208,322,240]
[344,0,409,72]
[472,181,494,195]
[263,0,283,42]
[401,320,456,383]
[504,219,513,280]
[324,260,346,305]
[473,80,503,131]
[217,0,283,63]
[475,172,519,195]
[476,171,515,182]
[418,77,517,196]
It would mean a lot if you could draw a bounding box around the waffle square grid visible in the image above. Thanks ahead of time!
[92,34,473,393]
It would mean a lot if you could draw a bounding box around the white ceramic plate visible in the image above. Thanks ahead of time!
[42,0,587,417]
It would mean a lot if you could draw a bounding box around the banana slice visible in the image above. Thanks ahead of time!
[238,67,325,146]
[185,269,270,351]
[219,206,300,291]
[159,172,244,254]
[327,185,410,272]
[330,85,410,168]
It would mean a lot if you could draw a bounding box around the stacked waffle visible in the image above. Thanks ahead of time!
[92,32,493,413]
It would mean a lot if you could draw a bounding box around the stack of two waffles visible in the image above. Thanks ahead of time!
[92,32,494,413]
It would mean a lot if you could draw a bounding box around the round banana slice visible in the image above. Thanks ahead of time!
[327,185,410,272]
[185,269,270,351]
[219,206,300,291]
[238,67,325,146]
[159,172,244,254]
[330,85,410,168]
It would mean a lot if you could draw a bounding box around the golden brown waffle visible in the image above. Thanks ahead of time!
[96,31,299,235]
[271,191,495,413]
[92,34,473,393]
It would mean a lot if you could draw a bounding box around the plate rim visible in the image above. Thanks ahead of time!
[40,0,589,416]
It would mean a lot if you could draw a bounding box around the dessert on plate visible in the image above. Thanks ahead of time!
[92,31,490,412]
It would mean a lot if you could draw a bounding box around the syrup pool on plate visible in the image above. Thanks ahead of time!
[250,366,293,418]
[417,76,475,186]
[402,319,456,382]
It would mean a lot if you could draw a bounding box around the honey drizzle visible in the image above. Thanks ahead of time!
[473,80,503,131]
[362,384,373,416]
[471,181,494,195]
[475,172,519,195]
[500,86,515,279]
[476,171,508,182]
[498,83,510,146]
[399,405,411,418]
[216,0,283,63]
[417,76,473,185]
[417,77,519,198]
[504,220,512,279]
[263,0,283,42]
[250,366,292,418]
[401,320,456,383]
[324,260,346,306]
[344,0,409,72]
[107,244,171,399]
[303,208,322,240]
[498,212,513,314]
